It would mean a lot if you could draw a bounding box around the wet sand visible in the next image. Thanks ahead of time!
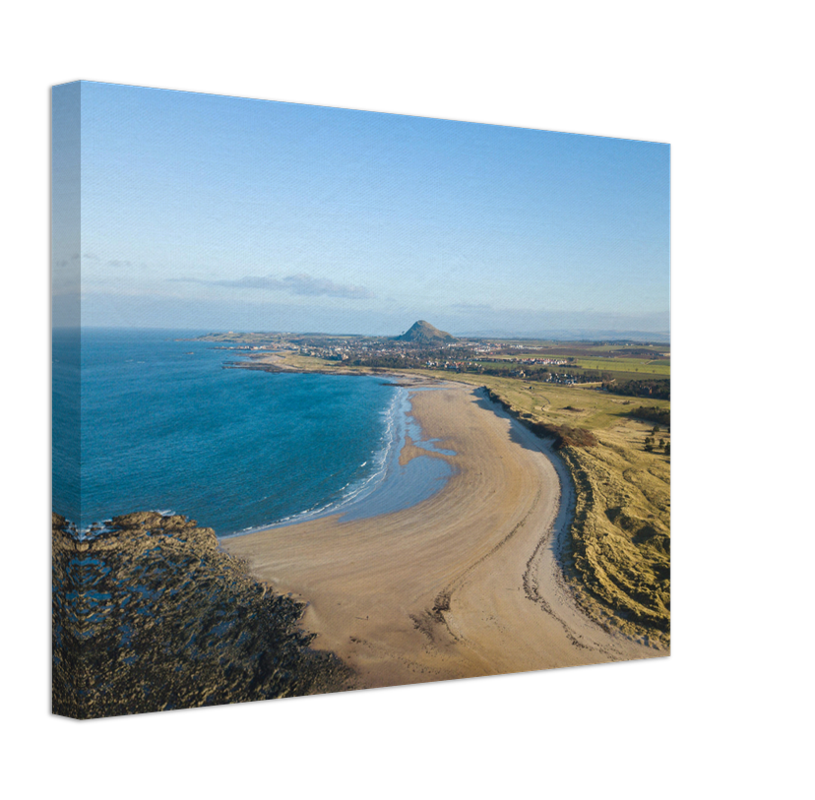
[223,382,663,689]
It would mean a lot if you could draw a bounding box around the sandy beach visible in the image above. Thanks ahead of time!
[223,382,664,689]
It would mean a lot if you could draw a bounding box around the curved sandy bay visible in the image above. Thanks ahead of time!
[223,383,663,689]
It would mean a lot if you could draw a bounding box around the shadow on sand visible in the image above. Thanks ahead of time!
[472,387,558,455]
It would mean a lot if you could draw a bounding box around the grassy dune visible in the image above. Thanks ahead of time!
[554,414,670,647]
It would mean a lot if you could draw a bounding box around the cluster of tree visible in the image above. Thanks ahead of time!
[627,405,671,426]
[424,347,473,360]
[534,421,598,448]
[603,378,670,400]
[605,348,664,358]
[461,363,609,383]
[644,431,670,455]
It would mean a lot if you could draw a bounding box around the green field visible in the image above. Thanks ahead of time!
[571,357,671,376]
[278,353,337,369]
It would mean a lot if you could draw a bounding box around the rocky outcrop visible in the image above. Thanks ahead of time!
[52,511,353,719]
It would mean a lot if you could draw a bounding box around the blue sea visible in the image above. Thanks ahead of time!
[52,328,452,536]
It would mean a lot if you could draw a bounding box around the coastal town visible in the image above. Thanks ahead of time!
[200,320,669,394]
[216,342,587,385]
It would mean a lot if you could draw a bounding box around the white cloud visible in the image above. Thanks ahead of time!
[170,273,374,300]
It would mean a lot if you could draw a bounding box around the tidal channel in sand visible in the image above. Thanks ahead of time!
[223,382,663,689]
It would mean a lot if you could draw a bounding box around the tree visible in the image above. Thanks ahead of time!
[664,442,670,456]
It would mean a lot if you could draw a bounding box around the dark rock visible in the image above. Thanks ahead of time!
[52,511,354,719]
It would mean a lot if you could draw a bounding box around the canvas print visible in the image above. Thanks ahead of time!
[52,81,670,719]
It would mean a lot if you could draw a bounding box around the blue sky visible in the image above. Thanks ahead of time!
[53,81,670,337]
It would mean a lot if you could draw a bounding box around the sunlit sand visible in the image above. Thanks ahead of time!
[223,382,662,689]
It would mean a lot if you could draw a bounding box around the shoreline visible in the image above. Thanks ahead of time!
[223,382,666,690]
[219,374,459,540]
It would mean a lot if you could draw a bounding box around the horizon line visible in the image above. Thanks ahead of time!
[56,324,671,342]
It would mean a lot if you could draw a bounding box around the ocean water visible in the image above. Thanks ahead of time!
[52,328,452,536]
